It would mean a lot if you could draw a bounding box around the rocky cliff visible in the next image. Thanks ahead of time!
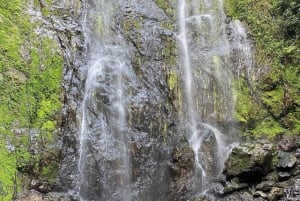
[0,0,298,201]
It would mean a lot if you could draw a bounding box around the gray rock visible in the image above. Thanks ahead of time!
[216,190,254,201]
[14,190,43,201]
[276,151,297,170]
[256,181,276,192]
[223,180,248,194]
[14,190,72,201]
[264,172,279,182]
[278,172,291,181]
[254,191,268,198]
[267,187,284,201]
[43,192,73,201]
[253,198,268,201]
[192,195,212,201]
[4,68,27,83]
[295,148,300,158]
[276,180,293,188]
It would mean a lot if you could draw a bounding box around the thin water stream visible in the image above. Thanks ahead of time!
[177,0,242,194]
[76,1,131,200]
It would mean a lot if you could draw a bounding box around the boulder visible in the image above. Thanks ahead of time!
[276,151,297,170]
[278,135,300,151]
[267,187,284,201]
[223,141,275,182]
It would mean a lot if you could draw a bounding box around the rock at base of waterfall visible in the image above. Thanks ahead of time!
[222,180,248,194]
[276,151,297,170]
[223,140,274,182]
[215,140,300,201]
[256,180,276,192]
[14,190,73,201]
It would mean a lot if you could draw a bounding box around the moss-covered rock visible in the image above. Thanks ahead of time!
[0,0,66,200]
[225,0,300,139]
[223,141,275,182]
[217,139,300,201]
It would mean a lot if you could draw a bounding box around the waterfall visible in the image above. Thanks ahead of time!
[177,0,242,194]
[67,0,253,200]
[76,1,132,200]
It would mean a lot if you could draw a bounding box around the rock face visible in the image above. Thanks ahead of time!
[57,0,193,200]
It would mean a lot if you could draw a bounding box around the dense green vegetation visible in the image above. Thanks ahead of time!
[226,0,300,138]
[0,1,63,200]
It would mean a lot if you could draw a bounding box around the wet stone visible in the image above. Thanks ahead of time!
[264,172,279,182]
[223,180,248,194]
[223,141,274,182]
[256,180,276,192]
[278,172,291,181]
[254,191,268,198]
[295,148,300,158]
[267,187,284,201]
[276,151,297,170]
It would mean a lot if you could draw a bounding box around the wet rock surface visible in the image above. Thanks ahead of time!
[277,151,297,170]
[18,1,300,201]
[14,190,73,201]
[223,141,274,182]
[205,139,300,201]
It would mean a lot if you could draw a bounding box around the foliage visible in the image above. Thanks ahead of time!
[226,0,300,138]
[0,0,63,199]
[274,0,300,39]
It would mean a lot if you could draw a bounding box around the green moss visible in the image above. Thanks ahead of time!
[0,0,63,199]
[212,55,221,70]
[252,117,284,138]
[166,69,182,112]
[226,0,300,138]
[161,20,175,31]
[167,71,178,91]
[161,36,177,65]
[0,140,16,201]
[261,86,284,118]
[282,112,300,135]
[234,80,262,124]
[154,0,176,19]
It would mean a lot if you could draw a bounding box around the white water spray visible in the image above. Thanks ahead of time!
[75,1,132,200]
[177,0,244,194]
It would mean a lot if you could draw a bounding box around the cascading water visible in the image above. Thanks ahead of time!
[76,1,132,200]
[67,0,253,200]
[177,0,242,194]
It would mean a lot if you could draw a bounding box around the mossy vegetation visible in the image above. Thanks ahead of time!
[0,0,63,199]
[226,0,300,138]
[154,0,177,19]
